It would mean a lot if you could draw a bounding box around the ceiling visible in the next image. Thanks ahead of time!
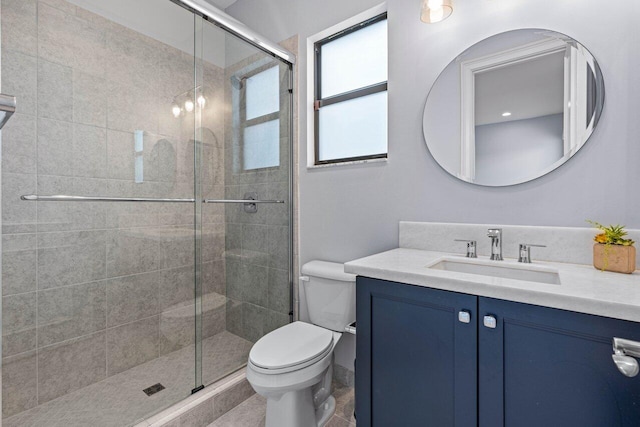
[475,51,565,126]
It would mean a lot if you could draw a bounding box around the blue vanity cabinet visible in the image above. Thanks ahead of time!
[356,276,640,427]
[355,277,478,427]
[479,297,640,427]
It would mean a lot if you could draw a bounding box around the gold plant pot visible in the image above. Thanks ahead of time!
[593,243,636,274]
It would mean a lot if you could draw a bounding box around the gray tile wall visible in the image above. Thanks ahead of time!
[220,49,292,344]
[1,0,229,419]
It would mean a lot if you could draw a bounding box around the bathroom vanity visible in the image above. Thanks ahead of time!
[348,21,623,427]
[346,234,640,427]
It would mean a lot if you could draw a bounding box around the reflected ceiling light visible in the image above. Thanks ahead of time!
[172,103,181,118]
[172,86,206,119]
[502,112,512,117]
[420,0,453,24]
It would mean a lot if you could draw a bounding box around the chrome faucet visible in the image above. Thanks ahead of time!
[487,228,503,261]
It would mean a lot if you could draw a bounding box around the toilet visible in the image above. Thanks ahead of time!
[246,261,356,427]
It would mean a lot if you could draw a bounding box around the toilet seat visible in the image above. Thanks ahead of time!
[249,322,334,374]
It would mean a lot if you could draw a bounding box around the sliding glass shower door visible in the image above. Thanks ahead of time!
[1,0,291,425]
[1,1,203,424]
[197,17,293,387]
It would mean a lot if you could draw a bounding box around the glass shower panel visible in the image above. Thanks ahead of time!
[1,1,202,425]
[194,12,205,395]
[199,21,292,386]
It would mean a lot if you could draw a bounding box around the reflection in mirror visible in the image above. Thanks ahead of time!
[423,29,604,186]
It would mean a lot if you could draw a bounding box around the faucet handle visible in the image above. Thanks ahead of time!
[487,228,502,237]
[518,243,546,263]
[455,239,477,258]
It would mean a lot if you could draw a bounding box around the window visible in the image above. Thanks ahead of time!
[241,64,280,170]
[314,13,388,165]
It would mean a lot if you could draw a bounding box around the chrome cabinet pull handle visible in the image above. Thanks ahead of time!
[483,315,497,329]
[458,310,471,324]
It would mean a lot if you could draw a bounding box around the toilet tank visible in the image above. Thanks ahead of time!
[301,260,356,332]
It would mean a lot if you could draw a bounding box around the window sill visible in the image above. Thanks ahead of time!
[307,157,388,170]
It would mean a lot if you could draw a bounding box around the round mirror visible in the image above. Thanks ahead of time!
[423,29,604,186]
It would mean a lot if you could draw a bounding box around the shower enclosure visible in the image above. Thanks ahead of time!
[1,0,293,425]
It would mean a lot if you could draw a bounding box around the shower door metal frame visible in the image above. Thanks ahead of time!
[193,13,205,393]
[171,0,296,65]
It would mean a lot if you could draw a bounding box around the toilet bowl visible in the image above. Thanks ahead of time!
[247,322,342,427]
[246,261,356,427]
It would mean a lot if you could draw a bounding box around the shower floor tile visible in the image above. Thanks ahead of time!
[3,331,253,427]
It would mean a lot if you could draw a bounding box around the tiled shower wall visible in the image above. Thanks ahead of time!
[221,40,295,343]
[0,0,228,418]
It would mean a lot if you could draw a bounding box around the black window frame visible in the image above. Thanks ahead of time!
[239,61,281,172]
[314,12,388,165]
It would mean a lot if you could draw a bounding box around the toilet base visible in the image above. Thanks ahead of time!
[316,395,336,427]
[265,390,336,427]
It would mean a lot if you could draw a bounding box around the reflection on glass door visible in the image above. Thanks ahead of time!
[1,0,293,425]
[198,19,293,386]
[1,1,202,425]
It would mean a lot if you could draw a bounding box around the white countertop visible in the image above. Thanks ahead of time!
[344,248,640,323]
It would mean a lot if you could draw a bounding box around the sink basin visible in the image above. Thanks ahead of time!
[427,257,561,285]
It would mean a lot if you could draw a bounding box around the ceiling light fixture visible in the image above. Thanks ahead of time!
[420,0,453,24]
[502,112,512,117]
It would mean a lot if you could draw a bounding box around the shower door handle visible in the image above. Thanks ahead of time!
[204,191,284,213]
[202,199,284,204]
[21,195,285,205]
[20,194,284,213]
[204,196,284,213]
[21,195,196,203]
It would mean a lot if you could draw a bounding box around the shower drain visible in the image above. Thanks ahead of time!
[143,383,165,396]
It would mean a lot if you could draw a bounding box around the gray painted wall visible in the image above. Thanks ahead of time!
[475,113,564,185]
[227,0,640,262]
[227,0,640,371]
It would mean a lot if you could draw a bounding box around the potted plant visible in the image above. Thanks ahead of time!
[588,221,636,273]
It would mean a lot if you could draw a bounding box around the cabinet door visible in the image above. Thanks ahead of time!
[356,277,477,427]
[479,297,640,427]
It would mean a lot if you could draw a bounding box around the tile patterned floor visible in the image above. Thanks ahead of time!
[208,381,356,427]
[3,331,253,427]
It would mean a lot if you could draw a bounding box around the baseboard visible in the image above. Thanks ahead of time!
[333,364,355,388]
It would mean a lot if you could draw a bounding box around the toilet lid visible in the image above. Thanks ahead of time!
[249,322,334,370]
